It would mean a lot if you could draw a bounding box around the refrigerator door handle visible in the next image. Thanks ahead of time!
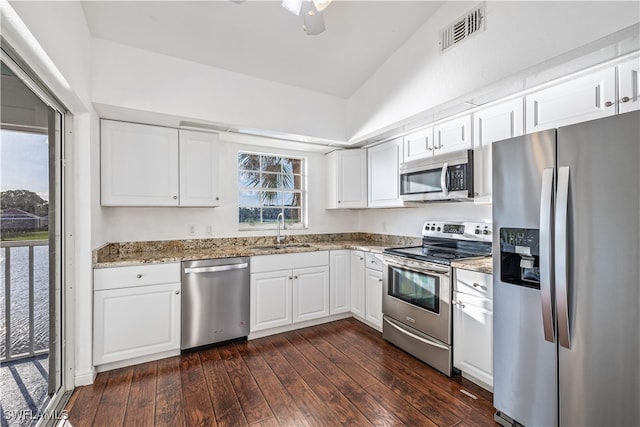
[555,166,571,349]
[540,167,555,343]
[441,162,449,196]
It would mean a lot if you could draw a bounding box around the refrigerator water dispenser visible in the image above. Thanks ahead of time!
[499,228,540,288]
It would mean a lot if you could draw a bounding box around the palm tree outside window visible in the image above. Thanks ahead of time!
[238,152,306,228]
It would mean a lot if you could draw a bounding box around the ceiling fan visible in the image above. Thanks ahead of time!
[281,0,333,35]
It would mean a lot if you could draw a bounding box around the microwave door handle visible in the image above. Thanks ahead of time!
[441,162,449,196]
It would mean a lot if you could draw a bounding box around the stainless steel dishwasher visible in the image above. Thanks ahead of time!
[181,257,250,350]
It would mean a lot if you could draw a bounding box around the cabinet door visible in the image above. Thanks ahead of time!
[472,98,524,203]
[403,127,434,162]
[350,251,366,319]
[453,291,493,389]
[336,150,367,208]
[618,58,640,114]
[433,115,472,156]
[330,251,351,315]
[101,120,179,206]
[179,130,220,207]
[526,67,616,132]
[251,270,293,332]
[94,282,181,365]
[293,266,330,323]
[364,268,383,331]
[368,138,403,208]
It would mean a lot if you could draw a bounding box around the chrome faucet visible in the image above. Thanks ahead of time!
[276,212,286,245]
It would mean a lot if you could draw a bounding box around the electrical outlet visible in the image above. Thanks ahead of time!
[188,224,196,235]
[206,225,213,235]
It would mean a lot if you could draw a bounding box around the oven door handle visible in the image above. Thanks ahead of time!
[384,317,449,351]
[382,257,449,275]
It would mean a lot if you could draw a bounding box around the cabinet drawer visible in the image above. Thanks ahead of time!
[94,263,181,291]
[455,269,492,300]
[251,251,329,273]
[365,252,384,272]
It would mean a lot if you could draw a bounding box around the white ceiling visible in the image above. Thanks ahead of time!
[81,0,443,99]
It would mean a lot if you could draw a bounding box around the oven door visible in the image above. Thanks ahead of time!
[382,255,451,344]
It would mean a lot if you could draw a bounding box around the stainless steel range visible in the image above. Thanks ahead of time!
[382,221,492,376]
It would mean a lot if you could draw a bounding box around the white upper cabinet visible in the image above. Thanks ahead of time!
[326,149,367,209]
[618,57,640,114]
[526,67,616,132]
[101,119,179,206]
[433,115,472,156]
[473,98,525,203]
[178,130,220,207]
[368,138,403,208]
[101,120,220,207]
[403,127,434,162]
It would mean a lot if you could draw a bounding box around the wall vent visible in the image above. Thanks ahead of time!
[440,3,485,53]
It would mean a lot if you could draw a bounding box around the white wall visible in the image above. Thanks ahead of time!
[347,1,640,141]
[91,38,348,143]
[7,0,97,387]
[98,137,357,242]
[358,204,492,237]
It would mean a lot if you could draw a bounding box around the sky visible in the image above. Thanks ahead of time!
[0,129,49,201]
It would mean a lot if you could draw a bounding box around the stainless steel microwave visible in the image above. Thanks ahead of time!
[400,150,474,202]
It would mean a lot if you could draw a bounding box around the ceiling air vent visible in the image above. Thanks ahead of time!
[440,3,485,53]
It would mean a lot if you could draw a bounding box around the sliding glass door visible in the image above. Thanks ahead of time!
[1,47,67,426]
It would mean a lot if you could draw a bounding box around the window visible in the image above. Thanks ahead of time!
[238,152,306,228]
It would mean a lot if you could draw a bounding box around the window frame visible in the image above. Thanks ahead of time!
[237,150,308,230]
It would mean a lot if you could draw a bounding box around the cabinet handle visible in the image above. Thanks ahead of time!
[338,200,341,204]
[136,274,142,279]
[453,301,466,309]
[173,196,178,200]
[289,276,293,280]
[604,101,614,107]
[472,283,487,290]
[215,196,220,201]
[175,290,180,295]
[621,96,631,103]
[294,276,298,279]
[359,257,363,261]
[378,278,383,282]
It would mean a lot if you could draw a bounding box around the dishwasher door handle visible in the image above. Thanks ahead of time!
[183,263,249,274]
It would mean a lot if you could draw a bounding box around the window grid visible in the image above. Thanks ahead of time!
[238,152,306,227]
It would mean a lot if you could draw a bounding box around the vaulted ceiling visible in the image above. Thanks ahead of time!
[81,1,444,99]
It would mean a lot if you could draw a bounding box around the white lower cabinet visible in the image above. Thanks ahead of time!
[363,252,384,331]
[250,252,330,333]
[93,263,181,367]
[364,268,383,331]
[292,266,330,322]
[350,251,366,319]
[330,250,351,315]
[453,269,493,390]
[251,270,293,331]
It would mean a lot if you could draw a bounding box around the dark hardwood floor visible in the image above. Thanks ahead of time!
[65,318,496,426]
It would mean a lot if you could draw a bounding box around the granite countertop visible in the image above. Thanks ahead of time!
[451,256,493,275]
[94,233,494,274]
[93,233,419,268]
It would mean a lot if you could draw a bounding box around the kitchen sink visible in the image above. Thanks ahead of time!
[252,243,314,250]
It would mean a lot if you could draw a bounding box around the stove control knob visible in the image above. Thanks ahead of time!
[483,229,490,235]
[474,229,480,235]
[431,226,436,231]
[436,227,441,232]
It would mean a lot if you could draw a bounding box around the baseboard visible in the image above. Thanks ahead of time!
[248,313,353,340]
[94,349,180,373]
[74,367,96,386]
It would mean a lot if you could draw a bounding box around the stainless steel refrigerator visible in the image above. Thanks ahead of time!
[492,111,640,427]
